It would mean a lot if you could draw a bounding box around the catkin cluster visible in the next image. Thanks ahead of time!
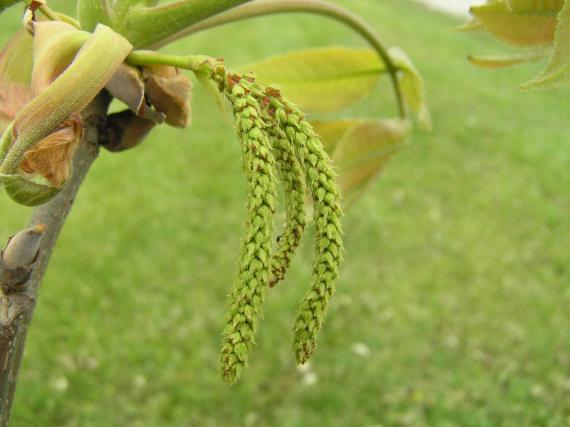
[209,63,278,384]
[203,60,342,382]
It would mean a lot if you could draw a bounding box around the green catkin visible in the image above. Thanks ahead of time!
[264,90,344,365]
[208,63,278,383]
[267,126,307,287]
[200,57,342,377]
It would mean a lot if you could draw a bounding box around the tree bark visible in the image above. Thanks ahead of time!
[0,94,109,426]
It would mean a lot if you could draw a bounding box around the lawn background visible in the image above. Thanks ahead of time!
[1,0,569,426]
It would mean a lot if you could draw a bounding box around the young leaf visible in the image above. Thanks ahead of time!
[506,0,563,13]
[10,25,132,157]
[243,47,430,129]
[468,47,551,69]
[243,47,382,114]
[313,118,410,207]
[0,173,60,206]
[0,24,132,205]
[0,29,33,86]
[455,18,484,32]
[520,0,570,90]
[0,83,32,134]
[31,21,89,93]
[77,0,113,31]
[311,119,359,154]
[120,0,252,47]
[0,29,33,134]
[470,0,559,47]
[390,48,432,131]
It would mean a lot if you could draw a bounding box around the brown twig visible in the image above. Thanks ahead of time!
[0,94,109,426]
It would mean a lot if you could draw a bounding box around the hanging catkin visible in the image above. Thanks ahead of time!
[269,91,343,364]
[267,124,307,287]
[209,63,277,383]
[202,59,343,380]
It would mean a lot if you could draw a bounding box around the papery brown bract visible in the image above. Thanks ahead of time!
[19,114,83,188]
[31,21,87,94]
[143,64,192,128]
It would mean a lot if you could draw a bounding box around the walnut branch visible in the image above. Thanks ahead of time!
[0,94,109,426]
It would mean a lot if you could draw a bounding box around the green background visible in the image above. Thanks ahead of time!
[1,0,569,425]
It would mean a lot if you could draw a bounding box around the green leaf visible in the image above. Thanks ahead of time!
[0,30,34,134]
[121,0,252,48]
[0,29,33,86]
[506,0,563,13]
[468,47,551,69]
[470,0,559,47]
[1,173,60,206]
[77,0,113,31]
[243,47,383,114]
[520,0,570,89]
[390,48,432,131]
[310,120,358,154]
[455,18,484,32]
[31,22,89,93]
[244,47,430,130]
[313,118,410,207]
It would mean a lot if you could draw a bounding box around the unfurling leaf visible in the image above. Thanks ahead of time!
[12,24,131,146]
[469,1,559,47]
[468,47,552,69]
[142,64,192,128]
[390,48,432,131]
[0,173,60,206]
[0,25,132,206]
[77,0,113,31]
[0,83,32,134]
[314,118,410,207]
[506,0,564,14]
[31,21,89,93]
[0,29,33,86]
[244,47,430,129]
[520,0,570,90]
[455,18,483,32]
[0,29,34,133]
[1,115,82,206]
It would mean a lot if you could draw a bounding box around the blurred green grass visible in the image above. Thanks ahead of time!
[2,1,570,426]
